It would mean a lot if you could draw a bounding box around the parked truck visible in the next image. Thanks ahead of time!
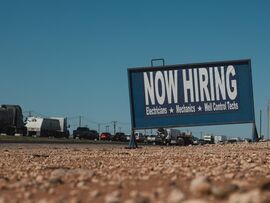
[156,128,193,146]
[204,135,215,144]
[73,127,99,140]
[0,104,26,135]
[214,135,227,144]
[26,117,69,138]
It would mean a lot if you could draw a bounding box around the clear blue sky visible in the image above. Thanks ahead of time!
[0,0,269,137]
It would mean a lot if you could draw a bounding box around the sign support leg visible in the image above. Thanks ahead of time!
[127,129,138,149]
[252,122,259,142]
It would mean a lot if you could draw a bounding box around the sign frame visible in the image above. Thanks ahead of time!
[128,59,255,130]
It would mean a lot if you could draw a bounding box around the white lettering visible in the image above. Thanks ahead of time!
[144,72,155,105]
[155,71,166,105]
[183,69,194,103]
[164,70,178,104]
[215,66,226,100]
[199,68,210,102]
[226,65,237,100]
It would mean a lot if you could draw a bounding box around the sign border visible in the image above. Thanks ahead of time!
[128,59,255,130]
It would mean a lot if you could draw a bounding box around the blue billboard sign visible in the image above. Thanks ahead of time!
[128,59,255,129]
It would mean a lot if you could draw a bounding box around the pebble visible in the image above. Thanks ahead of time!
[105,194,120,203]
[48,188,55,195]
[167,188,185,203]
[190,176,211,197]
[211,184,238,198]
[90,190,101,198]
[228,189,261,203]
[182,199,207,203]
[0,197,7,203]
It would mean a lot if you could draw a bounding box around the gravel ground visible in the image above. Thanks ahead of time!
[1,142,270,203]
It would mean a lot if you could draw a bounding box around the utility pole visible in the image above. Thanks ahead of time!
[79,116,82,127]
[260,110,262,138]
[267,100,270,140]
[112,121,117,135]
[106,125,110,132]
[118,127,121,132]
[98,124,101,133]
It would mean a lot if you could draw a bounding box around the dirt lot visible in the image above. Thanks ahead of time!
[1,142,270,203]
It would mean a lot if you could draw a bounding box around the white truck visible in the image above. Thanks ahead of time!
[214,135,227,144]
[203,134,215,144]
[157,128,184,145]
[26,117,69,138]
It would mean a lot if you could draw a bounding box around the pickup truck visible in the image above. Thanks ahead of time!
[73,127,99,140]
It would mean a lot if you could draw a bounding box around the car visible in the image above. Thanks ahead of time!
[146,134,158,145]
[112,132,127,142]
[135,132,146,142]
[73,127,99,140]
[100,132,112,140]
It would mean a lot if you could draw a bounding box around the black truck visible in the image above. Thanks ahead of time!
[73,127,99,140]
[0,105,26,135]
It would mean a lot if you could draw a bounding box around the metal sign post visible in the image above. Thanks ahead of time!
[252,122,259,142]
[127,129,138,149]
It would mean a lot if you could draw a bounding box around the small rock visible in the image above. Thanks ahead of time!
[24,191,32,199]
[36,199,49,203]
[77,181,85,188]
[90,190,101,198]
[105,194,120,203]
[70,190,79,197]
[130,190,139,198]
[228,189,261,203]
[182,199,207,203]
[36,175,44,182]
[167,188,185,203]
[225,173,235,179]
[211,184,239,198]
[190,176,211,197]
[260,180,270,191]
[137,195,150,203]
[69,197,81,203]
[50,169,66,179]
[49,177,63,185]
[0,197,7,203]
[105,190,121,203]
[124,199,135,203]
[48,188,55,195]
[153,187,165,199]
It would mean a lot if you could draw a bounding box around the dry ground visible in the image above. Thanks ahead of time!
[1,142,270,203]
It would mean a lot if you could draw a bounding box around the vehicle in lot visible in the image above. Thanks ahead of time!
[156,128,194,146]
[135,132,146,142]
[157,128,183,145]
[73,127,99,140]
[100,132,112,140]
[112,132,127,142]
[227,137,242,143]
[192,136,206,145]
[26,117,69,138]
[146,134,160,145]
[214,135,227,144]
[204,135,215,144]
[0,104,26,135]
